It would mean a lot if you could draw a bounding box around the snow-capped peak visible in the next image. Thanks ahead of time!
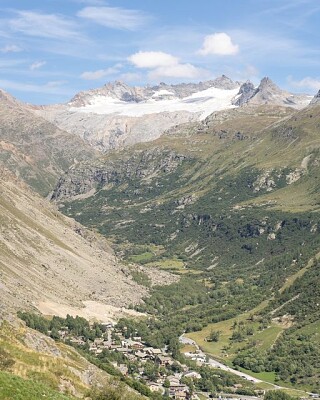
[69,84,240,119]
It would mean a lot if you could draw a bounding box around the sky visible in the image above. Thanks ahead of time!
[0,0,320,104]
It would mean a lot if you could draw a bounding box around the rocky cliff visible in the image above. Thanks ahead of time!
[0,89,98,195]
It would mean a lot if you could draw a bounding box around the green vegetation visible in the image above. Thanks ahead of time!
[264,390,297,400]
[0,320,104,399]
[0,371,75,400]
[129,269,152,287]
[0,348,15,371]
[17,312,105,341]
[88,379,142,400]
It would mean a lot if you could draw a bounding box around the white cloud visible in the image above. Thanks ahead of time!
[0,44,22,53]
[287,75,320,92]
[128,51,178,68]
[77,6,150,30]
[30,61,46,71]
[80,64,122,80]
[198,33,239,56]
[128,50,207,80]
[9,11,81,40]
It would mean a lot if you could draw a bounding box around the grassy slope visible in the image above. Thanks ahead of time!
[0,371,74,400]
[0,319,145,399]
[0,321,97,397]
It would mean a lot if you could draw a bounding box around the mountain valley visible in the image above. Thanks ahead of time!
[1,76,320,399]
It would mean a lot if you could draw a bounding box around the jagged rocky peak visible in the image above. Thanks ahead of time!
[102,80,151,102]
[232,80,256,106]
[257,76,283,96]
[0,88,22,107]
[68,76,240,108]
[69,80,150,106]
[211,74,240,90]
[310,89,320,105]
[234,76,311,108]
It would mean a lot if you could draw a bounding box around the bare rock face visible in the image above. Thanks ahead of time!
[51,147,188,201]
[253,77,311,108]
[69,80,153,106]
[34,107,200,152]
[232,77,311,109]
[310,89,320,105]
[69,75,240,107]
[232,81,256,106]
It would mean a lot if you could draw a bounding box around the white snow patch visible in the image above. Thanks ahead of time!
[152,89,175,97]
[69,86,240,120]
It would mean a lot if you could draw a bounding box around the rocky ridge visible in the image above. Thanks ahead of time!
[32,76,313,153]
[310,89,320,105]
[0,88,98,195]
[68,75,239,107]
[233,77,312,108]
[51,148,188,202]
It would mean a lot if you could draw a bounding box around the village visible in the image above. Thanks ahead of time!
[56,321,198,399]
[54,321,256,400]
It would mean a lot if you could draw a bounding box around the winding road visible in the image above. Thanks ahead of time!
[179,334,281,386]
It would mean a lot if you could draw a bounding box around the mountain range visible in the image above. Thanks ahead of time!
[1,75,320,397]
[32,76,313,152]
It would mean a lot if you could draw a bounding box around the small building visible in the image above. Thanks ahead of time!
[115,347,131,354]
[122,339,144,350]
[156,355,174,366]
[169,383,190,400]
[183,371,201,380]
[147,382,165,394]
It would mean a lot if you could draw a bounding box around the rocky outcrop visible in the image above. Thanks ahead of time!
[232,81,256,106]
[232,77,311,109]
[51,148,188,201]
[310,89,320,105]
[34,107,200,152]
[69,80,153,106]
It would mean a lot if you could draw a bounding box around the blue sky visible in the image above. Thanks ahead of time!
[0,0,320,104]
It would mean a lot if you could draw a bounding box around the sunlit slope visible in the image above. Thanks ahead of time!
[0,168,148,313]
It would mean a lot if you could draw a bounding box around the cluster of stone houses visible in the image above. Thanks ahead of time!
[56,324,201,399]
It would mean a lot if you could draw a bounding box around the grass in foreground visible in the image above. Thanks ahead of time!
[0,371,75,400]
